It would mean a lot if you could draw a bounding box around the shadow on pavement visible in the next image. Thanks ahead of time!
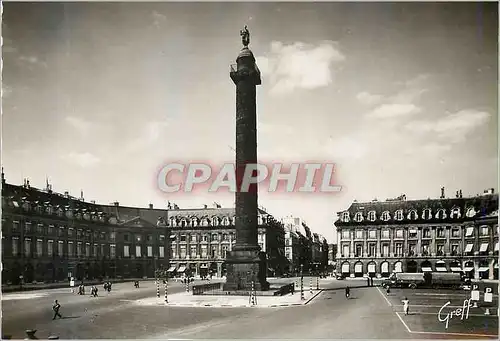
[60,316,80,319]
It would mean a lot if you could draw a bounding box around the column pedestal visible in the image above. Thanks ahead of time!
[223,249,269,291]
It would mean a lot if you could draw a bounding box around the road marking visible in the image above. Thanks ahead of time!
[406,311,497,318]
[395,312,412,333]
[376,286,392,307]
[396,312,498,338]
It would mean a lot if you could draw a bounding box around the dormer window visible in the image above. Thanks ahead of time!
[170,218,177,227]
[201,218,209,227]
[57,207,64,217]
[354,212,364,222]
[192,218,198,227]
[450,207,461,219]
[212,217,219,226]
[222,217,230,226]
[22,201,31,211]
[231,217,236,225]
[407,210,418,220]
[466,207,476,218]
[422,208,432,220]
[381,211,391,222]
[394,210,403,221]
[435,209,447,219]
[341,212,350,223]
[367,211,376,222]
[46,205,53,215]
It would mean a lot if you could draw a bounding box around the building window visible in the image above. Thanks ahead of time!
[159,234,165,242]
[342,231,350,240]
[222,245,229,258]
[382,244,389,257]
[85,243,90,257]
[355,244,363,257]
[395,229,403,238]
[355,230,363,239]
[100,244,105,257]
[202,235,208,242]
[201,245,208,257]
[437,228,445,238]
[68,242,74,257]
[437,244,444,256]
[124,234,129,242]
[450,207,461,219]
[12,221,19,233]
[436,209,447,219]
[394,210,403,221]
[37,224,44,235]
[223,234,229,241]
[124,245,130,257]
[381,229,389,239]
[24,238,31,256]
[211,245,218,258]
[451,244,459,256]
[341,212,350,222]
[368,211,376,222]
[368,230,376,239]
[135,234,142,242]
[422,244,429,256]
[407,210,418,220]
[211,234,218,242]
[12,237,19,256]
[465,227,474,237]
[190,245,197,257]
[368,244,376,257]
[147,246,153,257]
[136,245,141,257]
[147,234,153,242]
[422,228,430,238]
[342,244,349,257]
[110,244,116,258]
[25,222,32,234]
[48,240,54,257]
[408,244,416,256]
[180,245,187,258]
[58,241,64,257]
[466,207,476,218]
[395,243,403,257]
[58,227,65,237]
[170,246,176,258]
[422,209,432,220]
[36,239,43,257]
[159,246,164,258]
[68,228,74,237]
[451,228,460,238]
[381,211,391,221]
[354,212,364,222]
[480,226,489,236]
[191,234,197,242]
[179,235,186,242]
[408,229,417,238]
[77,242,82,257]
[93,244,98,257]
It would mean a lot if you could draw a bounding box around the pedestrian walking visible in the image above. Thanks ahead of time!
[366,276,370,287]
[52,300,62,320]
[386,285,391,295]
[345,286,350,299]
[402,297,409,315]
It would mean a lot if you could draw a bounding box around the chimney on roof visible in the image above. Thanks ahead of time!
[80,190,84,202]
[459,190,462,198]
[149,203,153,209]
[64,191,69,198]
[456,191,459,198]
[490,188,495,194]
[204,204,208,209]
[114,202,119,207]
[440,187,445,199]
[26,179,30,188]
[1,167,4,184]
[91,200,96,204]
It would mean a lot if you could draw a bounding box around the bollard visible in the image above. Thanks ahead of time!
[309,277,313,294]
[185,277,189,293]
[164,279,168,304]
[316,276,319,290]
[249,280,257,306]
[156,280,160,298]
[300,275,304,300]
[25,330,37,340]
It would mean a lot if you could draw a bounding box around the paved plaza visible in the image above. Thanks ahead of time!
[2,278,498,339]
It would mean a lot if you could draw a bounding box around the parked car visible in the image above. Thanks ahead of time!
[335,273,346,280]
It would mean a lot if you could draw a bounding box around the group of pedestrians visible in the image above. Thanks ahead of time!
[90,285,99,297]
[103,281,112,292]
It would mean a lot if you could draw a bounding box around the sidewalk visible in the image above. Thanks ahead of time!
[1,278,156,293]
[133,289,323,308]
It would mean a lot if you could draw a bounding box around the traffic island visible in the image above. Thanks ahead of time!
[133,289,323,308]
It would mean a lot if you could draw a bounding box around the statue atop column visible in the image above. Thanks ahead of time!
[240,25,250,47]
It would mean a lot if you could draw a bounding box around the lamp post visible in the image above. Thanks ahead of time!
[300,264,304,300]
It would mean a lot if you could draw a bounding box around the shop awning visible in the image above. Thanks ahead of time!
[463,266,474,272]
[368,264,376,273]
[167,266,176,272]
[436,267,448,272]
[495,242,499,252]
[421,267,432,272]
[478,267,489,272]
[465,227,474,237]
[450,267,462,272]
[177,266,186,273]
[464,244,473,253]
[479,243,489,252]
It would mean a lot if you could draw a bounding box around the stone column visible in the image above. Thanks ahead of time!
[431,227,436,256]
[337,230,342,259]
[416,227,421,256]
[363,229,368,257]
[376,227,381,257]
[445,226,451,255]
[389,227,394,257]
[350,230,354,258]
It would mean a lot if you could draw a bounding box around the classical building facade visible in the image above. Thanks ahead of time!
[335,189,498,280]
[167,206,287,278]
[1,175,170,285]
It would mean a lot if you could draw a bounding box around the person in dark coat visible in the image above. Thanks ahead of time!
[345,286,350,299]
[52,300,62,320]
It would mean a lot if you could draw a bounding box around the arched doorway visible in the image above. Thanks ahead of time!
[421,260,432,272]
[354,262,363,277]
[435,260,448,272]
[341,261,350,276]
[380,261,390,277]
[367,262,376,278]
[449,260,462,273]
[394,261,403,273]
[406,260,417,273]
